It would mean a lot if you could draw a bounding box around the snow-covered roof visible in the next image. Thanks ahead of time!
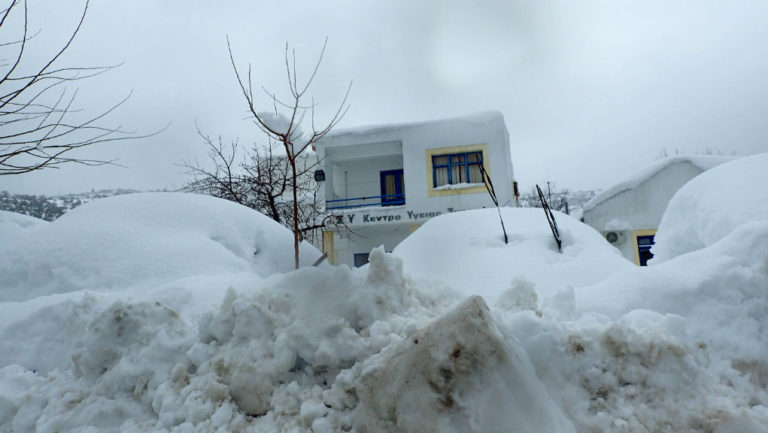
[583,155,733,211]
[317,110,506,147]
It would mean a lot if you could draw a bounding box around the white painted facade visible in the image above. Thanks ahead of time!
[581,156,731,265]
[315,111,517,267]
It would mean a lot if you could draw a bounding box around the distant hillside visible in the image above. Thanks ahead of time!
[517,187,598,219]
[0,189,141,221]
[1,187,600,222]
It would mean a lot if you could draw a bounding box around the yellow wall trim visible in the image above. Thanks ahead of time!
[425,143,489,197]
[322,231,336,265]
[631,228,657,266]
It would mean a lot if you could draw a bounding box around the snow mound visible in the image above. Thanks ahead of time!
[0,192,319,302]
[652,152,768,262]
[393,207,633,304]
[354,295,575,433]
[2,173,768,432]
[0,247,452,432]
[0,210,47,243]
[564,161,768,430]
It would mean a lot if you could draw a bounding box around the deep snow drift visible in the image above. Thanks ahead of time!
[1,154,768,432]
[393,207,633,304]
[0,192,320,302]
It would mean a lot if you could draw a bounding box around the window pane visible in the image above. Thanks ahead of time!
[469,164,482,183]
[435,166,449,186]
[451,165,464,183]
[433,155,449,165]
[468,152,482,163]
[450,154,464,163]
[384,175,396,196]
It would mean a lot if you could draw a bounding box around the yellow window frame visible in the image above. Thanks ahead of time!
[631,228,657,266]
[425,143,489,197]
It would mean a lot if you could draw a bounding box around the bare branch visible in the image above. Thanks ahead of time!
[223,37,350,268]
[0,0,159,175]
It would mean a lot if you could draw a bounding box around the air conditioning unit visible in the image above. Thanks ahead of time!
[604,230,626,245]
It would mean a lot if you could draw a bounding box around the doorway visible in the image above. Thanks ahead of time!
[380,169,405,206]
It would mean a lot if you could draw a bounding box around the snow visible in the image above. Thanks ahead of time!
[2,163,768,433]
[583,155,732,212]
[651,152,768,262]
[432,182,485,191]
[0,210,47,243]
[257,111,304,143]
[393,207,634,304]
[0,192,320,302]
[324,110,505,141]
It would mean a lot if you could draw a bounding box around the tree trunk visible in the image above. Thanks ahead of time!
[289,153,300,269]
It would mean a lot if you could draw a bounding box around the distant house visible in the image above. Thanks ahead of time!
[315,111,517,267]
[581,155,732,266]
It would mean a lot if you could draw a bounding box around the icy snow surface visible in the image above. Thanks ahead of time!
[1,172,768,433]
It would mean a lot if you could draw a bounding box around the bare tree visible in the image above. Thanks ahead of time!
[181,124,331,246]
[228,37,351,269]
[0,0,154,175]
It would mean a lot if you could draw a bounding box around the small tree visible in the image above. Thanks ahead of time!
[0,0,154,175]
[228,38,350,269]
[181,124,329,246]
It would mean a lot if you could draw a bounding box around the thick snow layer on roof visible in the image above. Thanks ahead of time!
[319,110,505,144]
[0,192,320,302]
[583,155,733,211]
[2,183,768,431]
[393,207,633,304]
[651,152,768,262]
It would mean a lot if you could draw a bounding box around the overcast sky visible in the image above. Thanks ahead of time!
[1,0,766,196]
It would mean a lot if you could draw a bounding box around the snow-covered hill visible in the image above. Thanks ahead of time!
[1,154,766,433]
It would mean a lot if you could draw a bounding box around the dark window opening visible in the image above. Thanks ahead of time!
[380,169,405,206]
[636,234,655,266]
[354,253,370,267]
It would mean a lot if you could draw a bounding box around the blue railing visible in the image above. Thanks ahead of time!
[327,193,405,210]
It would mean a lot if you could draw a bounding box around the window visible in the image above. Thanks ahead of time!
[432,151,483,187]
[636,234,655,266]
[380,169,405,206]
[354,253,370,267]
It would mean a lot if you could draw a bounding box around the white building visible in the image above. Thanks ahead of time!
[315,111,517,267]
[581,155,732,266]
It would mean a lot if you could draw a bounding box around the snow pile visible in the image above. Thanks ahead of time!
[1,159,768,432]
[652,152,768,262]
[0,248,452,432]
[354,295,575,433]
[394,207,633,304]
[560,154,768,431]
[0,192,319,302]
[0,210,47,243]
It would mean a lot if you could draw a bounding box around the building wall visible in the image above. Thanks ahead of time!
[327,154,403,202]
[325,224,413,267]
[316,112,516,267]
[582,162,704,263]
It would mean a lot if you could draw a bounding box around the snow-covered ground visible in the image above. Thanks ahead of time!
[1,154,767,432]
